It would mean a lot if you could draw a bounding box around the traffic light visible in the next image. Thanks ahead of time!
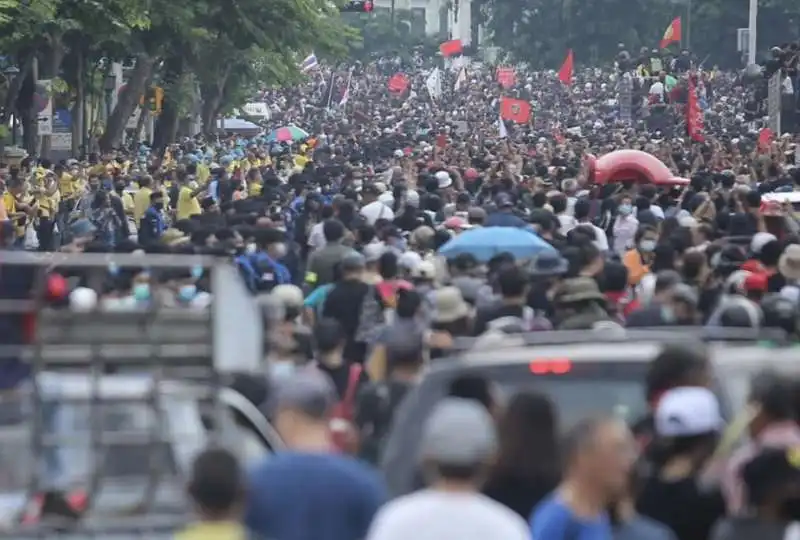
[145,86,164,115]
[341,0,373,12]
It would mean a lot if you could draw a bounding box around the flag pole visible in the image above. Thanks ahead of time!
[325,70,335,112]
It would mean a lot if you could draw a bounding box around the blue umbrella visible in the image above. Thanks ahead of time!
[438,226,555,262]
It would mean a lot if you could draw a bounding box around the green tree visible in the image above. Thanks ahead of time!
[475,0,800,69]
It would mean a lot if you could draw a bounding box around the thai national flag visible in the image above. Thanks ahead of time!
[300,53,318,72]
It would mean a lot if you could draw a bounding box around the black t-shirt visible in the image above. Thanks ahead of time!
[316,361,369,400]
[636,475,726,540]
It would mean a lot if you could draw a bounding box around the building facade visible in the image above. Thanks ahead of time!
[372,0,475,45]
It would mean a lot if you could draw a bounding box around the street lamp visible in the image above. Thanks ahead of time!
[4,65,20,146]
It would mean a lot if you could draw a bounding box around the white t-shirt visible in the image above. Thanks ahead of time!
[308,221,326,251]
[366,490,530,540]
[360,200,395,225]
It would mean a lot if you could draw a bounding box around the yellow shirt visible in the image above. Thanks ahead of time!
[247,182,263,197]
[197,164,210,185]
[4,192,24,238]
[0,196,7,221]
[174,521,246,540]
[58,173,76,197]
[177,185,201,220]
[120,191,135,216]
[36,192,55,219]
[133,186,153,225]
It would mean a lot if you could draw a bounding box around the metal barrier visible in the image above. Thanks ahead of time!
[0,251,260,537]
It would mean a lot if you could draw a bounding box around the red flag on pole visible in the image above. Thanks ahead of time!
[659,17,682,48]
[500,97,531,124]
[439,39,463,57]
[558,50,574,86]
[387,73,409,93]
[496,67,516,89]
[686,77,704,142]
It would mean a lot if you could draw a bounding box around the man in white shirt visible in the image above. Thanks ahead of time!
[366,398,530,540]
[360,184,395,226]
[573,199,609,253]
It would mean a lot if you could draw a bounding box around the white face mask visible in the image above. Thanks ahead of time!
[273,243,287,258]
[245,243,257,255]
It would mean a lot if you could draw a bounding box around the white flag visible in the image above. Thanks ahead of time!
[498,112,508,139]
[454,67,467,91]
[425,68,442,100]
[339,68,353,106]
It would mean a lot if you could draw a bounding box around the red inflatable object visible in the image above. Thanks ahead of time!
[585,150,689,187]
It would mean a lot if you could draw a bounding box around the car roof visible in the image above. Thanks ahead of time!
[436,331,800,376]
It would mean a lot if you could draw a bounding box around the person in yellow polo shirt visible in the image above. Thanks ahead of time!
[34,172,59,250]
[133,175,155,225]
[176,174,204,221]
[4,177,35,245]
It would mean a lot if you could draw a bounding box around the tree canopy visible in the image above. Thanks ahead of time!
[0,0,356,154]
[475,0,800,69]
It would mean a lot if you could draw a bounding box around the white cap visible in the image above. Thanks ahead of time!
[655,387,723,437]
[750,232,777,254]
[435,170,452,189]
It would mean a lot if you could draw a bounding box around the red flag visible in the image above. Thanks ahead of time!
[439,39,463,57]
[496,67,516,89]
[387,73,409,93]
[686,77,704,142]
[758,128,774,152]
[659,17,682,48]
[558,50,574,86]
[500,97,531,124]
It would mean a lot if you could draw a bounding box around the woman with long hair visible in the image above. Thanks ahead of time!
[483,391,560,519]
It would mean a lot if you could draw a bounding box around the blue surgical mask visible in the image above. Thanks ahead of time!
[618,204,633,216]
[661,305,675,323]
[178,284,197,302]
[132,283,150,301]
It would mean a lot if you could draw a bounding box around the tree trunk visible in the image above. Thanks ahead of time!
[98,54,154,153]
[71,48,85,156]
[131,104,149,149]
[1,53,34,125]
[17,57,38,155]
[199,64,230,134]
[200,91,220,135]
[39,32,66,159]
[152,97,179,151]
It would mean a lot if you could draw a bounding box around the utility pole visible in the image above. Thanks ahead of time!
[747,0,758,65]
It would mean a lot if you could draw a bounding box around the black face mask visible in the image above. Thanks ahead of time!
[153,202,164,211]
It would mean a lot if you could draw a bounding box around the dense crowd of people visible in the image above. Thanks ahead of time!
[1,36,800,540]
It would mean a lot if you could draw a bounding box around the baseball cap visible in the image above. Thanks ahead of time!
[266,369,337,420]
[340,251,366,272]
[655,387,723,437]
[421,398,497,466]
[495,193,513,208]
